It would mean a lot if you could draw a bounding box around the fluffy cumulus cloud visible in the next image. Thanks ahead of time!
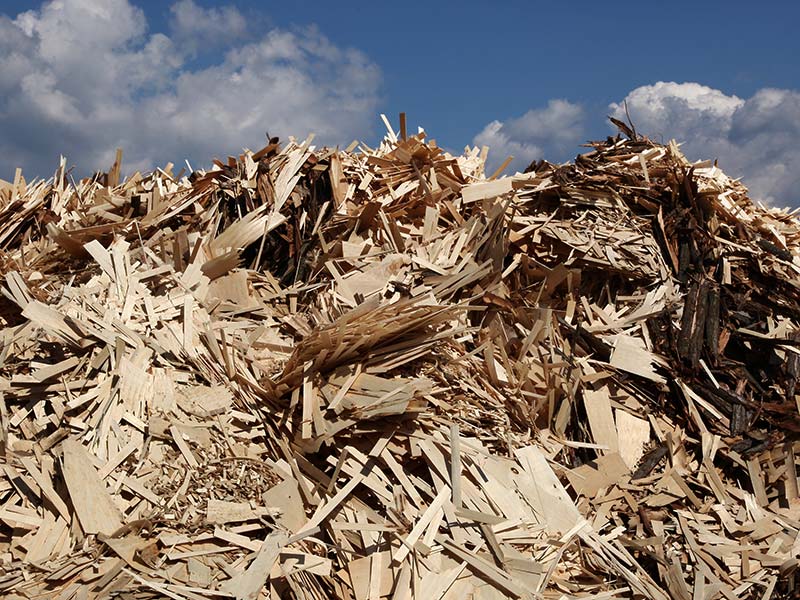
[473,100,586,174]
[611,82,800,206]
[0,0,381,179]
[169,0,248,54]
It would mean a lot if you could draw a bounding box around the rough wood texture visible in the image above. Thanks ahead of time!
[0,118,798,599]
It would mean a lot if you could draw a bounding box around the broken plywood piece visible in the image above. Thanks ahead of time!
[616,409,651,470]
[176,384,234,418]
[61,439,124,536]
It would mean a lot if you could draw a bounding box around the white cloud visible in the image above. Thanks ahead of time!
[473,99,586,174]
[611,82,800,206]
[169,0,248,55]
[0,0,381,179]
[610,82,744,137]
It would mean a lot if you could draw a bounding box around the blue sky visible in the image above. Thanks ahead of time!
[1,0,799,205]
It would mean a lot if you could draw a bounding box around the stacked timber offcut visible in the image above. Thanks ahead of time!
[0,117,798,599]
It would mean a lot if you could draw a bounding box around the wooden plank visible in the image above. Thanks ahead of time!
[61,439,124,535]
[392,484,450,564]
[220,531,288,600]
[615,409,650,470]
[583,388,619,455]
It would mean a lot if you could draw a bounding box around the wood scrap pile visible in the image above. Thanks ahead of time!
[0,118,798,599]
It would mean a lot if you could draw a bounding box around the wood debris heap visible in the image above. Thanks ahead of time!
[0,118,798,599]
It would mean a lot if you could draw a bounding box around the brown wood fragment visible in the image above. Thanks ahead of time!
[61,439,124,535]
